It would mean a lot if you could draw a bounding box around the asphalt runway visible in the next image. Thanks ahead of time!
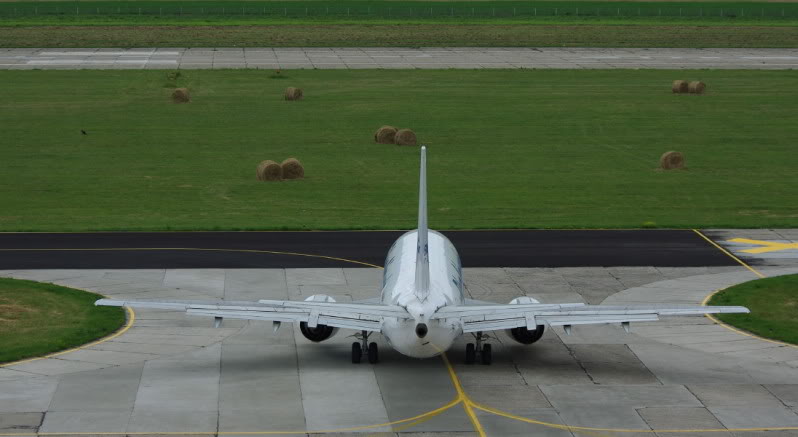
[0,230,736,269]
[2,47,798,69]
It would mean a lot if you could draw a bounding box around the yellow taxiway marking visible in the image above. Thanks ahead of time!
[0,306,135,368]
[693,231,798,348]
[692,230,765,278]
[440,352,488,437]
[727,237,798,254]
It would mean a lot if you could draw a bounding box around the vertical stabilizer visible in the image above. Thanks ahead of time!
[414,146,430,301]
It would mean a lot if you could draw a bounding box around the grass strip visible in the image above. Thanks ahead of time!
[1,24,797,47]
[0,278,126,364]
[709,274,798,345]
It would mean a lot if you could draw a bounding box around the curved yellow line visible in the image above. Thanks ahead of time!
[1,306,135,368]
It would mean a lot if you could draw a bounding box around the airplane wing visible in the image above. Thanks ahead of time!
[95,298,411,332]
[430,303,750,333]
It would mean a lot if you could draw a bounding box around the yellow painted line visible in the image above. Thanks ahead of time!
[692,230,765,278]
[0,247,383,269]
[0,306,135,368]
[439,352,487,437]
[726,237,798,254]
[471,401,798,433]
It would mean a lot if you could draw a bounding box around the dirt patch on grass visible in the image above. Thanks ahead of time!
[0,303,36,321]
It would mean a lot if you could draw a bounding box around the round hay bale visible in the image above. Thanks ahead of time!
[284,87,303,101]
[374,125,398,144]
[659,151,685,170]
[281,158,304,180]
[394,129,417,146]
[672,80,688,94]
[256,160,282,181]
[688,81,706,94]
[172,88,190,103]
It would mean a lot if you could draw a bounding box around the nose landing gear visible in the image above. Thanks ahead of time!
[351,330,379,364]
[465,331,492,365]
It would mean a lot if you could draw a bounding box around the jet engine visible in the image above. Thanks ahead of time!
[505,296,546,345]
[299,294,340,342]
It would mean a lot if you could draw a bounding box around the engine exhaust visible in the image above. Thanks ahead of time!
[415,323,428,338]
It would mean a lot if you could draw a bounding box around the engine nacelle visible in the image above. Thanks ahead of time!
[507,325,545,345]
[505,296,546,345]
[299,294,339,342]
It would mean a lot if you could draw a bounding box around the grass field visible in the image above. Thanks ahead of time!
[0,278,125,364]
[3,23,796,47]
[1,69,797,231]
[709,274,798,345]
[2,1,796,47]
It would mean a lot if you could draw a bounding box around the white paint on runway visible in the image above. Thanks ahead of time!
[1,47,797,69]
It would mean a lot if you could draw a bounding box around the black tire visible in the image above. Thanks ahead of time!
[352,342,362,364]
[368,342,379,364]
[465,343,476,364]
[481,344,492,365]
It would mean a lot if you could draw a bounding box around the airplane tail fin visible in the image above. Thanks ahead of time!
[414,146,430,301]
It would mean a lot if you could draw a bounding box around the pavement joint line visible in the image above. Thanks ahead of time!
[692,229,765,278]
[0,306,135,368]
[470,401,798,433]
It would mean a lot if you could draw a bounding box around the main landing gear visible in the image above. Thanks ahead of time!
[352,330,378,364]
[465,331,492,365]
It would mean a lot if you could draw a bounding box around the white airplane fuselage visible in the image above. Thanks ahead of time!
[380,229,464,358]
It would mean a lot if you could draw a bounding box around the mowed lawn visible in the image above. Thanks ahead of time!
[0,278,125,363]
[709,274,798,345]
[1,69,797,231]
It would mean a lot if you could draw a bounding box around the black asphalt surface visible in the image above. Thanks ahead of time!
[0,230,733,269]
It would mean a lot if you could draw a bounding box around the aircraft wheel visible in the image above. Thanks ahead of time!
[481,344,492,365]
[465,343,476,364]
[351,342,362,364]
[368,342,379,364]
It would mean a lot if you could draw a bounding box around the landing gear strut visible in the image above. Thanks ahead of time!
[465,331,492,365]
[352,330,378,364]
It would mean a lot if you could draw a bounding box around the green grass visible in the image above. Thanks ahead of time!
[709,274,798,345]
[2,1,796,47]
[2,23,797,47]
[1,69,798,231]
[0,278,126,364]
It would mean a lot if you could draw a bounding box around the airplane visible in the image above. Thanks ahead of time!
[96,146,750,365]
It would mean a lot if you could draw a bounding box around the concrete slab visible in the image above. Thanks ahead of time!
[0,377,58,413]
[1,266,797,435]
[0,412,42,432]
[688,384,786,407]
[48,363,143,412]
[709,406,798,428]
[766,385,798,407]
